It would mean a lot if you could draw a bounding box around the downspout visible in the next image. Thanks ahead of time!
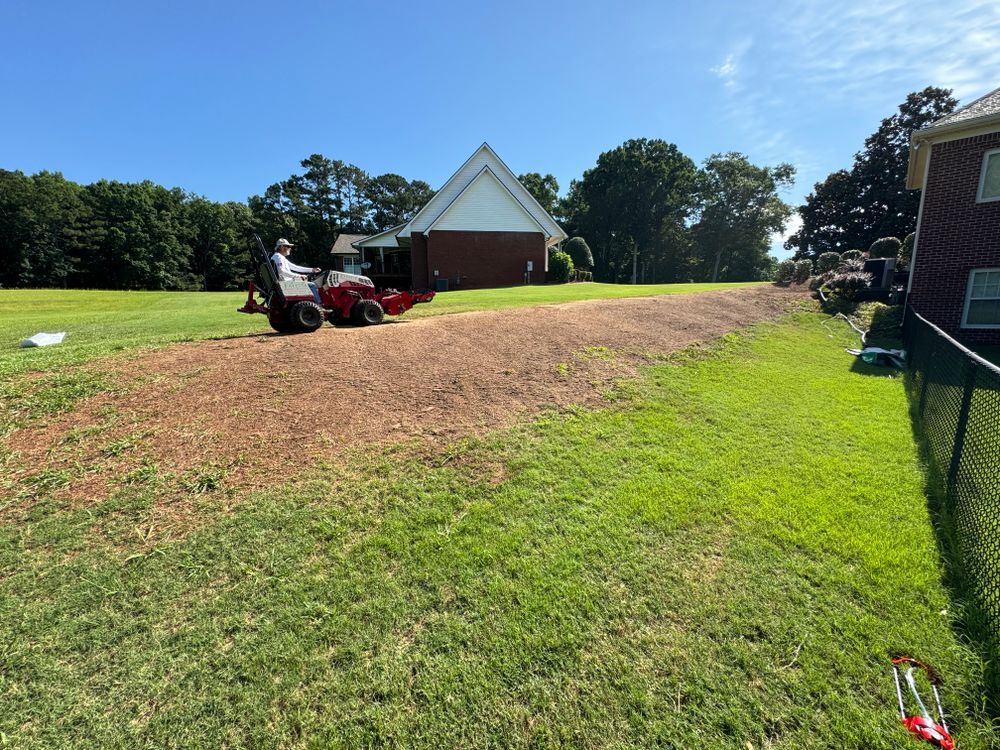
[906,142,932,299]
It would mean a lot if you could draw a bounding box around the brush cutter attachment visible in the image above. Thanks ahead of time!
[891,657,954,749]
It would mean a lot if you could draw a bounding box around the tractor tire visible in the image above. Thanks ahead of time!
[268,310,294,334]
[289,301,325,333]
[351,299,385,326]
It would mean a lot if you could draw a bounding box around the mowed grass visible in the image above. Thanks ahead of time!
[404,281,764,318]
[0,283,762,379]
[1,313,994,749]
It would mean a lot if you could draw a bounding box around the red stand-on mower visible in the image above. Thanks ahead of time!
[238,236,434,333]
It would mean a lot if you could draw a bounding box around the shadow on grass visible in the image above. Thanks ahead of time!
[903,382,1000,719]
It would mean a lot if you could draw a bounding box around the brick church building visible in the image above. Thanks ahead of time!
[334,144,567,291]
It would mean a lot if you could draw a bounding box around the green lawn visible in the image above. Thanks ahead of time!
[0,283,762,381]
[1,313,993,748]
[404,281,764,318]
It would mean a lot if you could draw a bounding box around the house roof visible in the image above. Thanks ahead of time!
[352,223,405,249]
[928,85,1000,129]
[396,143,567,245]
[330,234,365,255]
[906,84,1000,189]
[426,166,549,234]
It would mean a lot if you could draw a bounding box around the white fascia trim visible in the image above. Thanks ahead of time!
[481,142,568,240]
[353,223,406,249]
[907,142,932,296]
[397,144,492,238]
[426,165,548,234]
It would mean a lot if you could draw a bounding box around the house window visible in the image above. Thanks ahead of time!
[963,269,1000,328]
[978,149,1000,202]
[343,256,362,274]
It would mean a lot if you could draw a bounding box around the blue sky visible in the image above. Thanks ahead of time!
[3,0,999,257]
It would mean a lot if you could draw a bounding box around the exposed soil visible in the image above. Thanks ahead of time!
[3,286,804,521]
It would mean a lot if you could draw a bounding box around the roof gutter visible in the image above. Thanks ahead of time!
[906,112,1000,189]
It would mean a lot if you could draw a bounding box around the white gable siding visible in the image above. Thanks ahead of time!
[400,144,566,241]
[430,169,543,233]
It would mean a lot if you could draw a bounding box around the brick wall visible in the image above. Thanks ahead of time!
[422,230,546,290]
[911,131,1000,345]
[409,233,429,290]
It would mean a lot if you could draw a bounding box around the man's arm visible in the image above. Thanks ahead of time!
[287,260,320,274]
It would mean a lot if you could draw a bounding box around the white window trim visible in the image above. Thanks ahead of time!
[962,267,1000,329]
[976,148,1000,203]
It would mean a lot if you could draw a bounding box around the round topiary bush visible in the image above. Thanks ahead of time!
[794,259,813,284]
[563,237,594,270]
[816,252,842,274]
[775,259,796,284]
[841,249,865,263]
[547,250,574,284]
[868,236,902,258]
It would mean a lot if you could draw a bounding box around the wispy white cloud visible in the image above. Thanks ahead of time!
[709,0,1000,227]
[783,0,1000,100]
[709,39,752,92]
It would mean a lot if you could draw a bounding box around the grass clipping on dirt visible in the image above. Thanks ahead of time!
[0,312,994,749]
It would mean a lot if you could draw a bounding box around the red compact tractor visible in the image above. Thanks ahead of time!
[238,236,434,333]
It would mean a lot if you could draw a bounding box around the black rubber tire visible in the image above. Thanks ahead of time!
[351,299,385,326]
[289,301,325,333]
[268,310,294,333]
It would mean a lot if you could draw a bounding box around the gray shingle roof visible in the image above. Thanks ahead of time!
[930,85,1000,128]
[330,234,365,255]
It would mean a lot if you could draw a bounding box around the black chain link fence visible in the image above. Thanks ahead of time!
[903,305,1000,638]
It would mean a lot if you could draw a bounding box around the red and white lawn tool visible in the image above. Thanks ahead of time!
[891,657,955,749]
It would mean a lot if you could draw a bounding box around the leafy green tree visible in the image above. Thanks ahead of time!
[365,173,434,231]
[563,236,594,269]
[76,180,192,290]
[786,87,957,259]
[563,138,701,283]
[692,153,795,282]
[518,172,560,217]
[184,197,254,291]
[0,170,87,288]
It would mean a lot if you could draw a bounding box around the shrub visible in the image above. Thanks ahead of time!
[840,257,866,273]
[563,237,594,269]
[794,259,813,284]
[547,250,574,283]
[825,270,873,300]
[775,259,797,284]
[899,232,915,268]
[868,236,902,258]
[841,249,865,263]
[856,302,904,338]
[816,252,842,274]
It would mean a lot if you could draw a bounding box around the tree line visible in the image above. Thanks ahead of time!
[783,86,957,259]
[0,157,434,291]
[0,86,950,290]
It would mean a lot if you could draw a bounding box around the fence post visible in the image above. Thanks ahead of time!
[947,358,977,488]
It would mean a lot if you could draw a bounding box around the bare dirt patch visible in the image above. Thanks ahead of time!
[2,286,803,517]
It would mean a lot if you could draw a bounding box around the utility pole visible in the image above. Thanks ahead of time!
[631,245,638,285]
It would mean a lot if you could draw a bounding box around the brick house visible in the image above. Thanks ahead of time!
[340,144,567,291]
[906,86,1000,345]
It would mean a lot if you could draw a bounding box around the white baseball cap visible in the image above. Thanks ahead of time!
[275,238,295,249]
